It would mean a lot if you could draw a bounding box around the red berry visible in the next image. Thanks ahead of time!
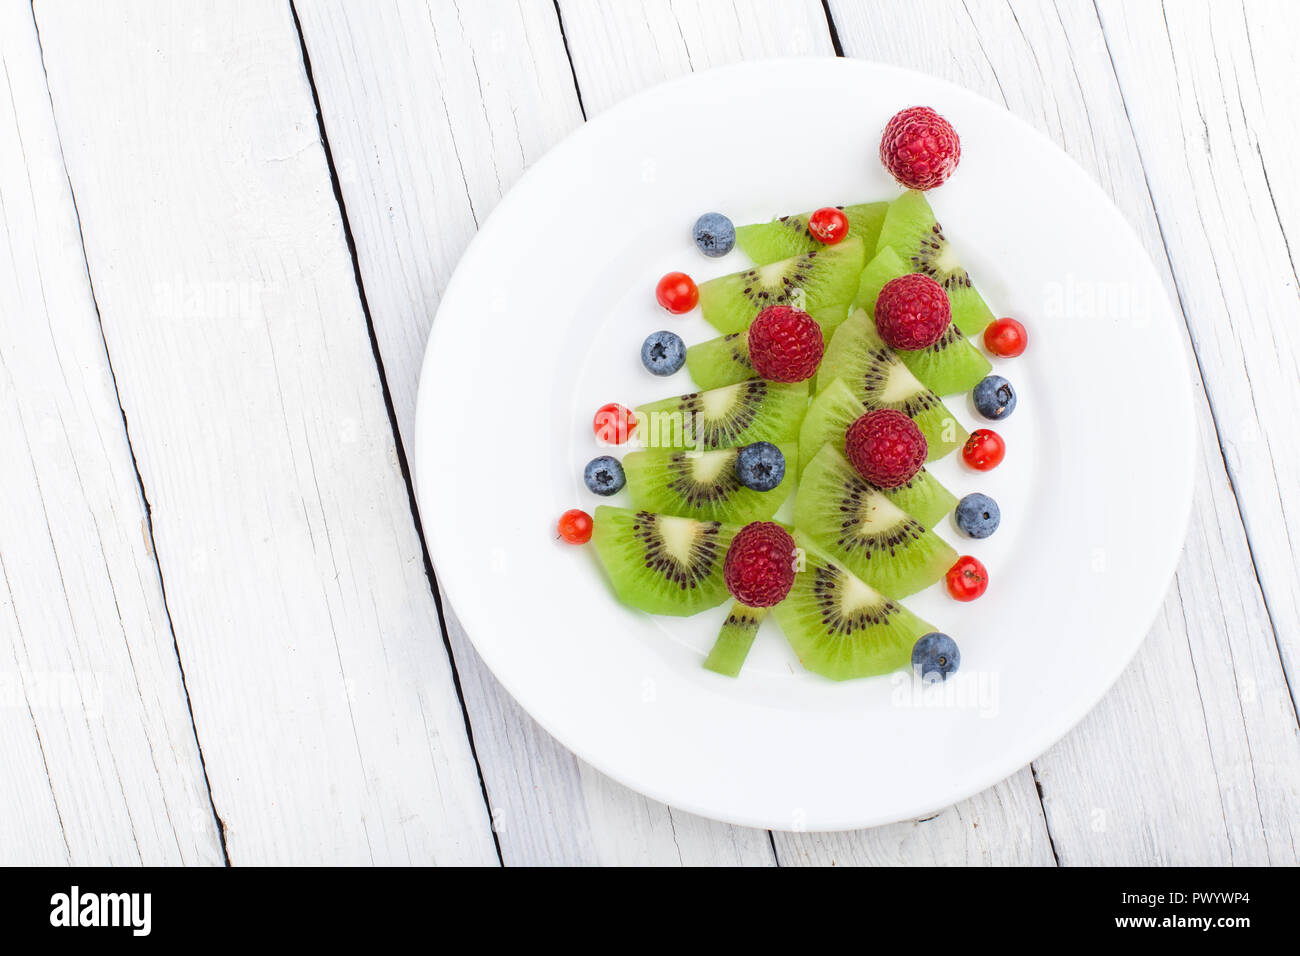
[874,273,952,350]
[593,403,637,445]
[962,429,1005,471]
[879,106,961,190]
[746,306,824,383]
[808,207,849,245]
[557,509,593,544]
[723,522,797,608]
[984,317,1028,357]
[946,555,988,601]
[844,409,927,488]
[656,272,698,313]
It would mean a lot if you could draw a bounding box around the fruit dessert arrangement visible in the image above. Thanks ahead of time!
[557,106,1029,684]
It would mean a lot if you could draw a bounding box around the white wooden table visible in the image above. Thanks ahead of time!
[2,0,1297,866]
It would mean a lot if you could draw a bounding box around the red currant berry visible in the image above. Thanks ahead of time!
[984,318,1028,357]
[962,428,1005,471]
[655,272,699,313]
[593,403,637,445]
[557,509,593,544]
[945,555,988,601]
[808,207,849,245]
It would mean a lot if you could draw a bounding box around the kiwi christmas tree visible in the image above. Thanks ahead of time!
[562,105,1023,684]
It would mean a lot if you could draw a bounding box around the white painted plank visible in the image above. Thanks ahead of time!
[557,0,836,116]
[1094,0,1300,724]
[828,0,1300,864]
[0,3,224,866]
[295,0,774,865]
[33,0,497,864]
[774,768,1055,866]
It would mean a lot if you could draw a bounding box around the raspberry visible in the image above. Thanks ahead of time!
[879,106,961,191]
[723,522,797,608]
[746,306,824,383]
[874,273,951,350]
[844,409,927,488]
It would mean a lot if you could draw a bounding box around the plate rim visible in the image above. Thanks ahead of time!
[414,56,1197,831]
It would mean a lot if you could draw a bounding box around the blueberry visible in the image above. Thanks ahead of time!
[973,375,1016,420]
[693,212,735,258]
[954,493,1000,539]
[912,633,960,683]
[641,330,686,376]
[734,442,786,491]
[584,456,625,496]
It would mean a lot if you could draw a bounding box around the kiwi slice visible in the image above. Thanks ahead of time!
[880,468,958,531]
[684,332,754,391]
[853,247,991,396]
[772,534,935,681]
[703,603,767,677]
[735,202,889,265]
[636,380,809,450]
[876,190,995,336]
[817,314,968,459]
[697,238,866,334]
[794,444,957,598]
[591,506,737,616]
[684,306,845,391]
[621,443,796,523]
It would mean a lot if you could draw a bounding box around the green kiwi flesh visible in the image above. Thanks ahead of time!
[684,306,845,391]
[817,313,968,459]
[635,380,808,450]
[591,507,737,616]
[772,534,935,681]
[793,444,957,599]
[876,190,995,336]
[621,443,797,524]
[703,603,767,677]
[878,467,958,531]
[697,238,866,334]
[854,247,991,396]
[735,202,889,265]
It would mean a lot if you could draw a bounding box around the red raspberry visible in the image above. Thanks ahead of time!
[844,409,927,488]
[880,106,961,190]
[746,306,824,383]
[874,273,951,350]
[723,522,797,608]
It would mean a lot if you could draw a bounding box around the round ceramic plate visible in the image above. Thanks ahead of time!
[414,59,1195,830]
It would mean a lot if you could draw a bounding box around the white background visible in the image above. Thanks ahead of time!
[1,0,1296,865]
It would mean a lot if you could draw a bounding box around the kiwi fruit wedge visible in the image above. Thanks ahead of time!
[684,304,845,391]
[697,238,866,335]
[794,444,957,599]
[621,443,797,523]
[772,533,935,681]
[875,190,995,336]
[636,380,809,450]
[854,247,991,396]
[817,316,969,459]
[591,506,738,616]
[879,467,958,531]
[684,332,754,391]
[735,202,889,265]
[703,603,767,677]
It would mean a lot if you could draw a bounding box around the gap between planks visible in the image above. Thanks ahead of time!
[286,0,505,867]
[26,0,230,866]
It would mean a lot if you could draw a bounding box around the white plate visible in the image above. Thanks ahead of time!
[414,59,1195,830]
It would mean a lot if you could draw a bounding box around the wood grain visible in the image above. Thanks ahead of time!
[0,2,224,865]
[31,0,497,864]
